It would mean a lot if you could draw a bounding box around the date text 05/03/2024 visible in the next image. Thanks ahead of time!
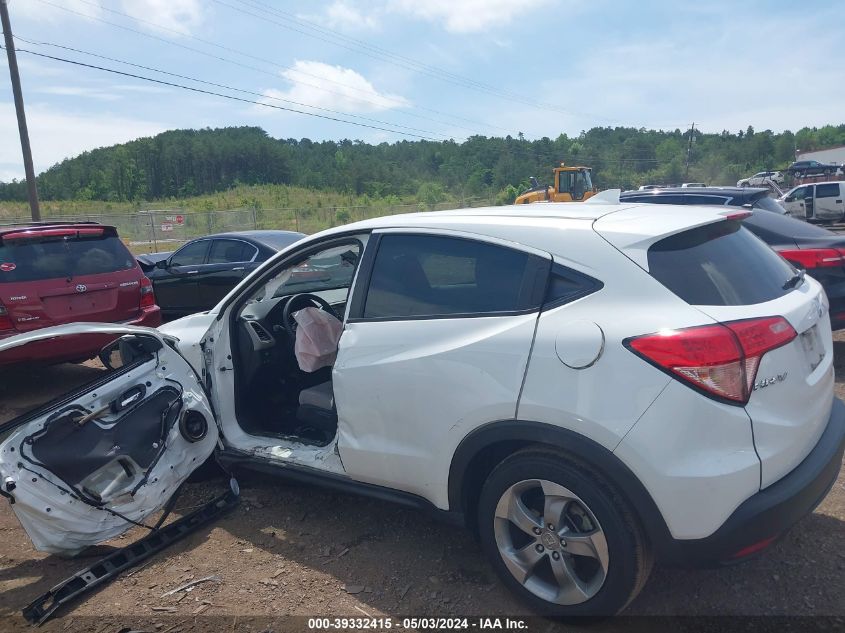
[306,617,528,630]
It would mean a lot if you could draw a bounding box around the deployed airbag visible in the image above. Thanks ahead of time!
[293,307,342,372]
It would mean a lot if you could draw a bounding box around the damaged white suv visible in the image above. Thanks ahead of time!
[2,198,844,617]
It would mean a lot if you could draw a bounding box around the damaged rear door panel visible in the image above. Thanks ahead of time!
[0,323,219,555]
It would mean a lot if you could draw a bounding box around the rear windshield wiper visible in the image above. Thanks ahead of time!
[783,269,805,290]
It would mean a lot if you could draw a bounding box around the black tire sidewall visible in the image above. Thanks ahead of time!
[477,451,644,617]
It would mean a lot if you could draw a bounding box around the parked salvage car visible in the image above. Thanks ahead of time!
[737,171,785,187]
[621,186,788,214]
[138,230,304,319]
[1,201,843,618]
[620,186,845,329]
[787,160,841,177]
[779,181,845,222]
[0,222,160,365]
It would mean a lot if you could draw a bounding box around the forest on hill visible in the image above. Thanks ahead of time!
[1,124,843,206]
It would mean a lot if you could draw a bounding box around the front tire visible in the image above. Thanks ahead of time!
[477,448,652,617]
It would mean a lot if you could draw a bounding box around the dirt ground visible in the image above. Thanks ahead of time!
[1,337,844,632]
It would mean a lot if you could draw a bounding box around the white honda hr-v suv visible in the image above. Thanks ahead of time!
[1,197,843,618]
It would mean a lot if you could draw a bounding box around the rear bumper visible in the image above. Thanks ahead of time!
[658,397,845,566]
[0,307,161,365]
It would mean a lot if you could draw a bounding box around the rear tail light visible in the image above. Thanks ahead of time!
[139,276,156,309]
[625,316,796,405]
[729,535,777,560]
[776,247,845,269]
[0,303,13,331]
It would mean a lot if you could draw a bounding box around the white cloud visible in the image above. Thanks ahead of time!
[6,0,102,21]
[34,86,122,102]
[262,60,409,114]
[386,0,552,33]
[299,1,379,32]
[117,0,204,37]
[0,103,168,178]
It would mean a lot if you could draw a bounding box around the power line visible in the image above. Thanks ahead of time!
[2,44,444,140]
[218,0,573,116]
[222,0,694,130]
[32,0,506,138]
[13,36,453,140]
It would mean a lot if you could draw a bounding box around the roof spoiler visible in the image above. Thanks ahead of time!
[585,188,621,204]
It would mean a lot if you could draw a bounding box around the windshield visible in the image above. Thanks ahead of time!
[0,233,135,283]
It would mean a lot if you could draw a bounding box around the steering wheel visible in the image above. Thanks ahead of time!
[281,293,340,342]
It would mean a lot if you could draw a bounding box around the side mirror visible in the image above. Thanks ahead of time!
[784,196,794,202]
[155,259,169,270]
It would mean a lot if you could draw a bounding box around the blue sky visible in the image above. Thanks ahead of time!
[1,0,842,181]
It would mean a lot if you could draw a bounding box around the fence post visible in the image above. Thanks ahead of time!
[148,212,158,253]
[251,205,258,230]
[294,209,299,233]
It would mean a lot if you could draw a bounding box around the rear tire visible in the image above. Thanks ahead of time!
[477,448,652,617]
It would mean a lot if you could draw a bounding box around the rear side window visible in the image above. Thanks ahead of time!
[362,234,546,319]
[0,232,135,283]
[648,221,796,306]
[816,184,841,198]
[207,239,257,264]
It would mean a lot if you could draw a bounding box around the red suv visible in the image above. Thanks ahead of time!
[0,223,161,365]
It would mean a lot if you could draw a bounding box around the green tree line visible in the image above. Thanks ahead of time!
[1,124,843,205]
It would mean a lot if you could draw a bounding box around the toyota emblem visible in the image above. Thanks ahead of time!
[75,284,87,293]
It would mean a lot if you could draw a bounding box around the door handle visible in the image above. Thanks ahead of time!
[232,267,245,271]
[186,270,199,275]
[836,200,842,203]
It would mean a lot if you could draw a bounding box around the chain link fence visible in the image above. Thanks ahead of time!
[0,198,496,254]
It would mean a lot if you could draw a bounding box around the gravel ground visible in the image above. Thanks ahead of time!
[1,338,844,632]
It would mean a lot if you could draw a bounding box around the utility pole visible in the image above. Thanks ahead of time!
[1,0,41,221]
[684,122,695,180]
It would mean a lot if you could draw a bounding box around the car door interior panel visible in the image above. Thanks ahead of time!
[24,385,183,504]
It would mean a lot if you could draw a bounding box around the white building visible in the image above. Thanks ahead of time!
[797,145,845,165]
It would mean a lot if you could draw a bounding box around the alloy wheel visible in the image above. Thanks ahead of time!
[493,479,609,605]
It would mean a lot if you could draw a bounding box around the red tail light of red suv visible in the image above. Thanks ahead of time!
[140,276,156,309]
[625,317,797,405]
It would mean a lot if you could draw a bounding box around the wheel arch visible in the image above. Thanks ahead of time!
[447,420,674,553]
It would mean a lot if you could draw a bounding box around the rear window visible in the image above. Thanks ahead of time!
[0,232,136,283]
[647,221,796,306]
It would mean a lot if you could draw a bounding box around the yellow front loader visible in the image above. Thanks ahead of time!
[514,163,597,204]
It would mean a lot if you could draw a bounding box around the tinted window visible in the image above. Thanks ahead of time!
[816,184,841,198]
[544,264,603,307]
[621,194,685,204]
[684,195,730,205]
[648,221,796,306]
[363,235,540,318]
[170,240,209,267]
[0,233,135,283]
[207,239,256,264]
